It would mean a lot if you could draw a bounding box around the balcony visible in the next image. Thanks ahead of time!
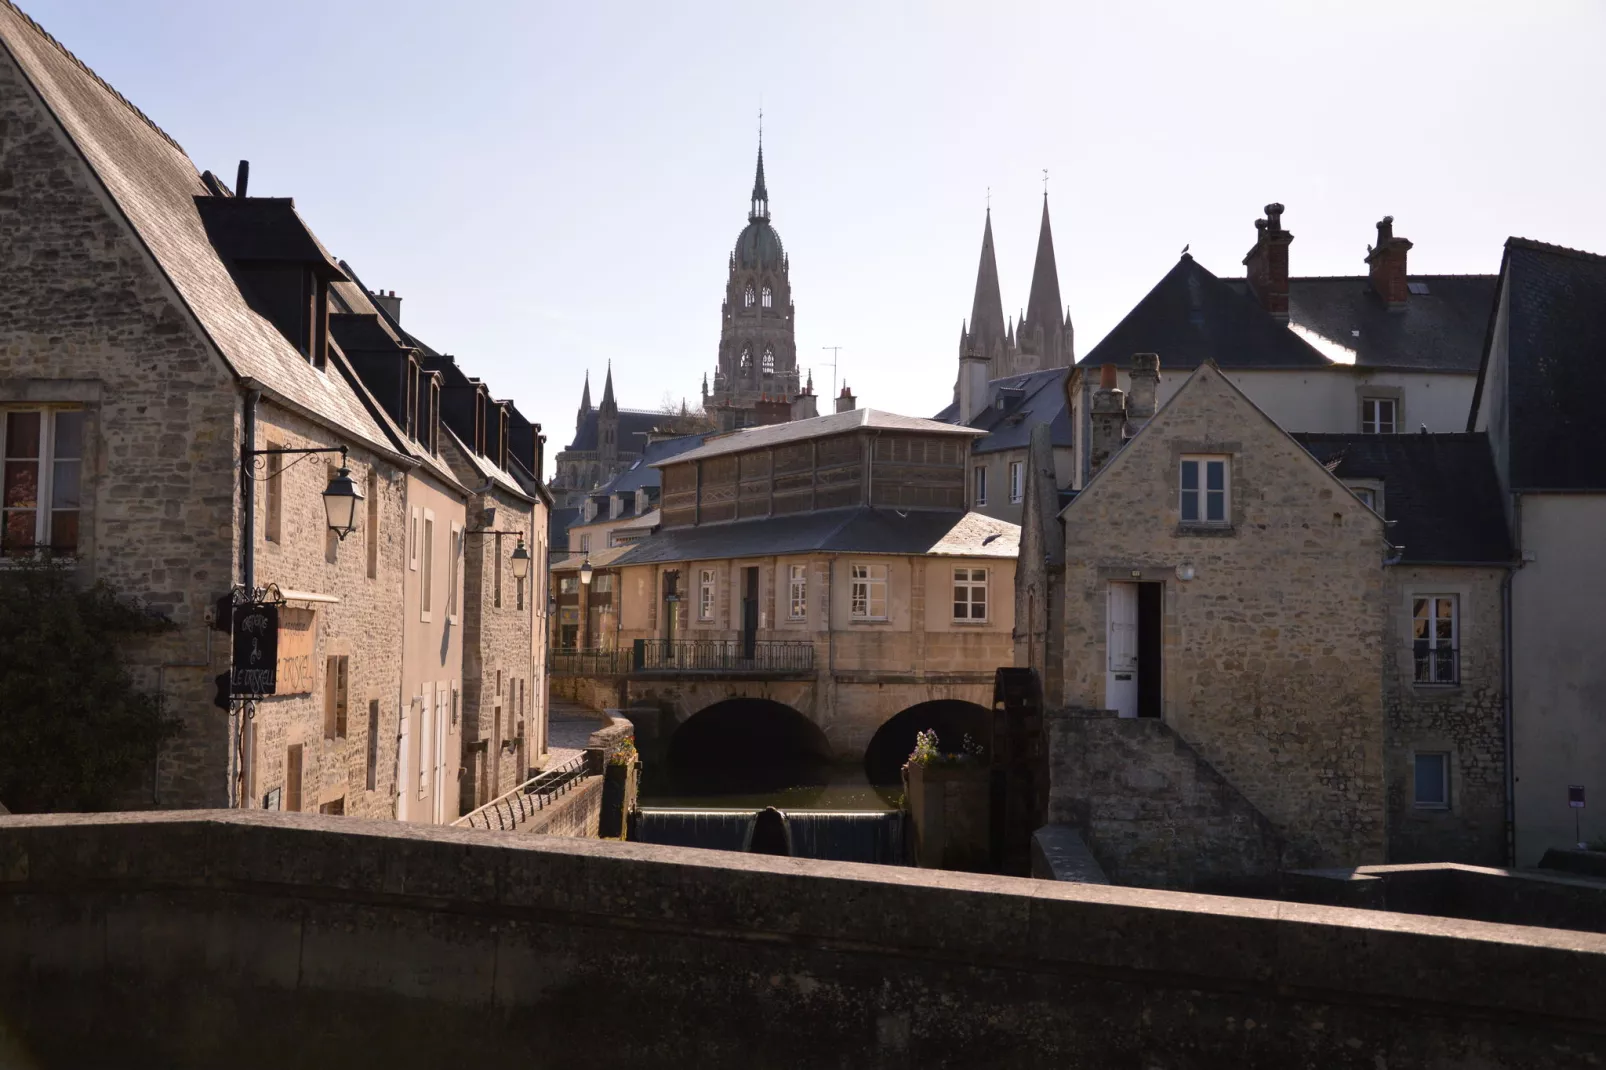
[1413,646,1460,685]
[550,639,815,679]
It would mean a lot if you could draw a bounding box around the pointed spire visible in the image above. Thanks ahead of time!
[749,130,770,222]
[1024,195,1063,342]
[600,362,617,414]
[580,370,592,411]
[966,207,1006,359]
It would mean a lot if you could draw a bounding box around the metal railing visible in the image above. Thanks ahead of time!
[1413,646,1460,685]
[549,647,632,677]
[452,753,592,831]
[632,638,815,674]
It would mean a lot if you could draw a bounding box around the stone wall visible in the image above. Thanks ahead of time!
[1061,366,1387,869]
[1046,709,1286,891]
[523,776,602,838]
[1383,566,1508,864]
[1,811,1604,1069]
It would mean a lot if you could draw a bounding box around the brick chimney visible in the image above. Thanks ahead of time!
[1242,203,1293,321]
[1126,353,1160,424]
[1089,363,1127,476]
[1365,216,1414,311]
[835,383,856,414]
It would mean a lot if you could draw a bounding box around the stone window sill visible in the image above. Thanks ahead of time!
[1174,524,1236,538]
[951,619,990,627]
[849,618,891,625]
[1412,682,1463,693]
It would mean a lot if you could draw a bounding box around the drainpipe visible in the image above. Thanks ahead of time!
[231,387,261,807]
[1503,494,1523,866]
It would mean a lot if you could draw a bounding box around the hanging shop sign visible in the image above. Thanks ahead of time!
[230,602,279,697]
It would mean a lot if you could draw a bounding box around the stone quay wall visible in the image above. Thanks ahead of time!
[0,811,1603,1069]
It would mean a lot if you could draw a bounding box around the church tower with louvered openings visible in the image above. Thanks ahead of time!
[956,194,1074,387]
[703,136,815,432]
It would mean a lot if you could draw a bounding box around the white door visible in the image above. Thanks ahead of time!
[1107,582,1140,718]
[397,697,415,822]
[433,683,450,824]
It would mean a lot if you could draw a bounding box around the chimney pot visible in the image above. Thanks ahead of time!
[1243,201,1294,321]
[1099,362,1118,389]
[1365,215,1413,311]
[235,159,249,198]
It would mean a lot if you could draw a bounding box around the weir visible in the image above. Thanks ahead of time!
[632,807,907,865]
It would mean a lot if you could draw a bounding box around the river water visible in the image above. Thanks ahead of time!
[637,759,900,812]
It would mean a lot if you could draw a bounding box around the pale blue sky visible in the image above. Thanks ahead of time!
[24,1,1606,475]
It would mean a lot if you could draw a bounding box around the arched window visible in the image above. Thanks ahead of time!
[743,285,755,308]
[762,347,775,376]
[761,286,773,309]
[740,346,753,371]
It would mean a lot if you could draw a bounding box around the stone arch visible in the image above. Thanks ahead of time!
[667,697,832,770]
[862,699,992,785]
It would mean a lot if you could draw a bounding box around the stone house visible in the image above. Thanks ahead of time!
[1053,363,1390,883]
[553,408,1018,779]
[1470,237,1606,864]
[1066,206,1495,488]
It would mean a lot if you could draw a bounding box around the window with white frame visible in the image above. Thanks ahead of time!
[698,568,716,621]
[850,563,888,620]
[447,524,462,621]
[1,408,83,556]
[1413,752,1449,808]
[1350,485,1377,510]
[420,512,435,619]
[1361,397,1397,434]
[1008,461,1024,504]
[788,564,807,620]
[1412,595,1459,684]
[1179,455,1229,525]
[973,465,987,506]
[952,567,987,621]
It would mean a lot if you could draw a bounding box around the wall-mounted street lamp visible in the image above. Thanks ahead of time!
[464,529,532,581]
[579,557,594,586]
[246,444,366,541]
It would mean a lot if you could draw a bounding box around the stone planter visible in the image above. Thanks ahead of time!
[600,759,638,840]
[905,762,992,872]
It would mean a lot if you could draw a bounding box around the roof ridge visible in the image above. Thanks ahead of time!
[2,0,185,156]
[1506,236,1606,263]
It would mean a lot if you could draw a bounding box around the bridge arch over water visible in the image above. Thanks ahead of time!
[862,699,992,785]
[667,697,833,769]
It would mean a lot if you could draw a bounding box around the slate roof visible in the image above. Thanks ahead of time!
[0,2,393,454]
[548,506,581,547]
[661,409,985,467]
[601,434,709,495]
[1293,433,1513,564]
[1080,256,1333,370]
[932,368,1073,454]
[1472,239,1606,490]
[610,508,1019,567]
[1232,275,1497,372]
[564,407,663,454]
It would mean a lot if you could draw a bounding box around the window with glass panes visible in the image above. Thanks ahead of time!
[698,568,716,620]
[1179,455,1229,525]
[2,408,83,556]
[1413,752,1449,808]
[1362,397,1397,434]
[850,563,887,619]
[1412,596,1458,683]
[952,567,987,621]
[788,564,807,619]
[1009,461,1023,504]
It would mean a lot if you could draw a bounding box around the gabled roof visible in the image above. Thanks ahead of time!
[661,409,985,467]
[610,507,1018,566]
[932,368,1073,454]
[1294,433,1513,564]
[0,2,391,453]
[1472,238,1606,491]
[1228,275,1497,372]
[1079,255,1333,371]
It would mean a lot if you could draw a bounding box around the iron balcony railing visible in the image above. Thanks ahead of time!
[1413,646,1460,685]
[549,647,633,677]
[452,753,592,832]
[632,638,815,674]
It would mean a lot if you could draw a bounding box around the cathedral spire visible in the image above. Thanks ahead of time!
[580,370,592,411]
[600,362,617,414]
[965,207,1006,360]
[750,135,770,223]
[1024,194,1063,338]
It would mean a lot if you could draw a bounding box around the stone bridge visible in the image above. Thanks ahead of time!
[1,811,1603,1068]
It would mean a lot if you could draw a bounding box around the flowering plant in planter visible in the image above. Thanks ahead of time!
[607,737,638,767]
[902,729,984,772]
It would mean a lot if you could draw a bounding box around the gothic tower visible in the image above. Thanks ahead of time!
[704,137,800,431]
[958,207,1009,380]
[1016,194,1074,372]
[597,363,619,470]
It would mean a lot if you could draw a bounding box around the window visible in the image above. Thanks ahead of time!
[592,573,613,594]
[740,346,753,371]
[1412,595,1459,684]
[973,465,987,506]
[1351,486,1377,510]
[365,700,380,790]
[559,576,578,595]
[744,285,755,308]
[421,513,435,619]
[761,285,773,309]
[1,408,83,556]
[788,564,807,620]
[263,442,283,543]
[1414,752,1449,808]
[1180,455,1229,525]
[762,347,775,376]
[447,524,462,620]
[324,655,349,739]
[409,507,420,571]
[850,563,888,620]
[1362,397,1397,434]
[953,567,988,621]
[698,568,716,621]
[580,533,591,552]
[365,470,380,579]
[1009,461,1024,504]
[285,743,304,812]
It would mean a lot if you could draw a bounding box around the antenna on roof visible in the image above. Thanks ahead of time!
[1042,168,1048,198]
[820,346,843,402]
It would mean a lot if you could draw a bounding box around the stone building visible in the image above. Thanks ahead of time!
[1470,237,1606,864]
[549,367,668,505]
[0,5,549,823]
[955,198,1075,384]
[1066,206,1496,488]
[552,407,1019,780]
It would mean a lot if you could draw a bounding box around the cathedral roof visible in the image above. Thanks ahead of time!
[563,407,663,453]
[734,219,785,271]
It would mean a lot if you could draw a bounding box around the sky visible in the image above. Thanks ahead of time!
[22,1,1606,478]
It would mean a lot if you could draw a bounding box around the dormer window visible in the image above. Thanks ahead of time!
[761,286,773,309]
[762,347,775,376]
[427,377,441,455]
[405,357,421,441]
[744,286,755,308]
